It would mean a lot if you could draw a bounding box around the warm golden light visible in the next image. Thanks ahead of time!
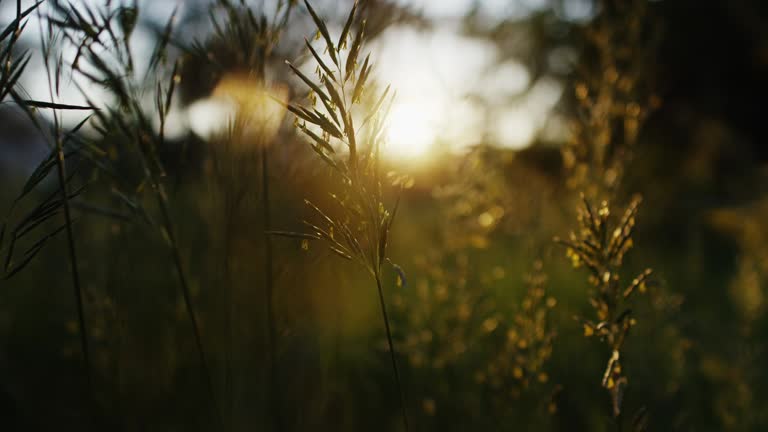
[213,73,288,145]
[384,100,438,161]
[186,73,288,147]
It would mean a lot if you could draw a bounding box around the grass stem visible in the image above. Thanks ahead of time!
[375,272,410,432]
[154,183,223,428]
[54,135,92,401]
[262,146,283,432]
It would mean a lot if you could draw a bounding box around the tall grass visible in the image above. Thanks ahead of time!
[275,1,411,429]
[0,0,696,430]
[557,0,661,429]
[556,196,653,430]
[0,2,66,280]
[35,8,95,405]
[188,1,295,428]
[0,1,107,421]
[43,1,222,425]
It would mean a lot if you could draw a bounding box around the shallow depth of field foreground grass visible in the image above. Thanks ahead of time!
[1,0,768,431]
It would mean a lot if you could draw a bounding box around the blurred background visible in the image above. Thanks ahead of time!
[1,0,768,430]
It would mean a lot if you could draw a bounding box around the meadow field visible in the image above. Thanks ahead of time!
[1,0,767,430]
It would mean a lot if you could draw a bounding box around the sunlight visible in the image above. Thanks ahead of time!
[385,100,439,160]
[185,74,287,146]
[186,98,236,138]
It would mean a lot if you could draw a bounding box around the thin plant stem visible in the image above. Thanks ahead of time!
[215,148,248,431]
[55,135,92,396]
[374,272,410,432]
[39,1,223,425]
[218,165,238,431]
[224,209,235,431]
[262,145,283,432]
[148,58,223,428]
[154,185,223,428]
[617,411,623,432]
[38,15,93,406]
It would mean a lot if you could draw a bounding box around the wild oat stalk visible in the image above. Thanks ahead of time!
[37,8,95,401]
[0,140,90,282]
[275,1,410,429]
[0,0,103,415]
[0,1,35,104]
[0,2,33,274]
[190,1,295,428]
[0,3,93,280]
[45,1,222,426]
[0,2,54,279]
[555,195,652,431]
[557,2,660,429]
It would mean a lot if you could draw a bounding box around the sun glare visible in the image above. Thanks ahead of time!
[385,101,439,161]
